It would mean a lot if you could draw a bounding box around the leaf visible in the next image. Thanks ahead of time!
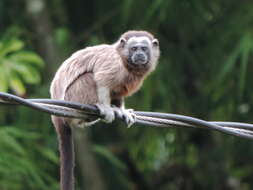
[12,64,41,84]
[9,73,26,95]
[0,36,44,94]
[0,38,24,57]
[9,51,44,67]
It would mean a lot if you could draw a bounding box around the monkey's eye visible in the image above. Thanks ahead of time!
[141,47,148,51]
[131,47,137,51]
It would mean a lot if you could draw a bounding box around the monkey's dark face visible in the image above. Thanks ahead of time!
[117,36,160,73]
[128,41,150,67]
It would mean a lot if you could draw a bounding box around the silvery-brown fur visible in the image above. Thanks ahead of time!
[50,30,160,190]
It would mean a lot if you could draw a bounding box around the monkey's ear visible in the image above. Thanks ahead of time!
[152,39,159,47]
[119,38,127,48]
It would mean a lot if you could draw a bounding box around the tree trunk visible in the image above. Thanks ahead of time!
[25,0,60,78]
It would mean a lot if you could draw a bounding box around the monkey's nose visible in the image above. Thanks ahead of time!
[134,53,147,64]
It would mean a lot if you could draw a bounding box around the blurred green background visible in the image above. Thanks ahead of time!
[1,0,253,189]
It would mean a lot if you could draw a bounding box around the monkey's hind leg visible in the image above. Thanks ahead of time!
[65,73,100,126]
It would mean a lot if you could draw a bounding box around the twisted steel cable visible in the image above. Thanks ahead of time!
[1,92,253,140]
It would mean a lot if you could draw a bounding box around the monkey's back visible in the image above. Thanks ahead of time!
[50,44,119,101]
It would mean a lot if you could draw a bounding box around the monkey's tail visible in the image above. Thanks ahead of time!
[53,117,74,190]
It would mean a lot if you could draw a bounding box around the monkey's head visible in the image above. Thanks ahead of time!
[116,31,160,74]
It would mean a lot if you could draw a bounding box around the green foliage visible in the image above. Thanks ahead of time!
[215,32,253,99]
[0,35,44,95]
[0,126,58,190]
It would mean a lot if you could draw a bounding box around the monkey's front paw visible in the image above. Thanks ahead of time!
[113,108,136,127]
[96,104,115,123]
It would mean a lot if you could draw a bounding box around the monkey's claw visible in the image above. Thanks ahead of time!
[96,104,115,123]
[113,108,136,127]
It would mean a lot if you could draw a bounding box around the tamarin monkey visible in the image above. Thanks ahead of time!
[50,30,160,190]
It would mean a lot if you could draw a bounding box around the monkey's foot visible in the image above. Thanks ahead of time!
[113,108,136,127]
[96,104,115,123]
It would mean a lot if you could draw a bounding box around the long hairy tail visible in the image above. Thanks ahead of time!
[53,117,74,190]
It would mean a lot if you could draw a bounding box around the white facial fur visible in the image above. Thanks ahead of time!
[127,36,152,46]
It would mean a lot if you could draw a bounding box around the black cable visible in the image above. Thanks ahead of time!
[1,92,253,140]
